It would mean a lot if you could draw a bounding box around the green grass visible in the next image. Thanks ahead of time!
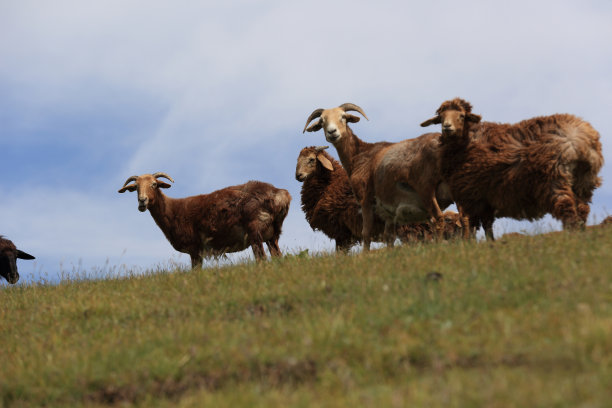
[1,227,611,407]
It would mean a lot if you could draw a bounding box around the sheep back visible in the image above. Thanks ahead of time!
[158,181,290,257]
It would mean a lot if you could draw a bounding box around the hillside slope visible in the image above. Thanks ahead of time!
[1,227,611,407]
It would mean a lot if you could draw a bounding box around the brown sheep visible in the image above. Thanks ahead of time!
[601,215,612,226]
[401,211,464,243]
[296,145,373,251]
[0,236,35,284]
[295,145,464,252]
[118,172,291,267]
[421,98,604,240]
[303,103,456,251]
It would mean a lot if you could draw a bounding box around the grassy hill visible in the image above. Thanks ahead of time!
[1,227,611,407]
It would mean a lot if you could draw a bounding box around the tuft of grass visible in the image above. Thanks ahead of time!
[1,227,611,407]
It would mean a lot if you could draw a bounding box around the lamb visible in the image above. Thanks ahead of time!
[303,103,456,251]
[295,146,464,251]
[421,98,604,240]
[118,172,291,267]
[403,210,465,243]
[0,236,35,284]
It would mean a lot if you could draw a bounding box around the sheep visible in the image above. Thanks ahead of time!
[421,98,604,240]
[296,145,384,251]
[118,172,291,267]
[404,210,465,243]
[295,146,464,251]
[303,103,456,251]
[0,236,35,284]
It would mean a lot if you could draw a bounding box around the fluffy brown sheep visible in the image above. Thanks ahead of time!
[295,145,463,251]
[600,215,612,226]
[303,103,456,251]
[118,172,291,267]
[0,236,35,284]
[421,98,604,240]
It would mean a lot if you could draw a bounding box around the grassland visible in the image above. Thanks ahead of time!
[1,226,611,407]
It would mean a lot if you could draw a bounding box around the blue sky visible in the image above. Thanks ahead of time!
[2,0,612,283]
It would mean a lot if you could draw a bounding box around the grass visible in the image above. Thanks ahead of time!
[1,227,611,407]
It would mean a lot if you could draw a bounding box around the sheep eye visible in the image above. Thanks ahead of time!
[309,158,315,163]
[152,182,158,188]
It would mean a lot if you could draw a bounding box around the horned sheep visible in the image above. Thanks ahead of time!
[0,236,35,284]
[118,173,291,267]
[421,98,604,240]
[303,103,456,251]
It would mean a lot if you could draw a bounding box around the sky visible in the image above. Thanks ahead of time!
[2,0,612,283]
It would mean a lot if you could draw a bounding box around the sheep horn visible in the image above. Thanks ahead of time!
[122,176,139,187]
[314,146,329,152]
[303,108,324,133]
[152,172,174,183]
[339,103,369,120]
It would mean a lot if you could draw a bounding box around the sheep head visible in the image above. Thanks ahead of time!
[421,98,482,139]
[118,172,174,212]
[0,237,35,284]
[295,146,334,182]
[303,103,369,144]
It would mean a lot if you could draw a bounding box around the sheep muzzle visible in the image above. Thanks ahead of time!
[325,128,340,143]
[0,257,19,284]
[138,197,149,212]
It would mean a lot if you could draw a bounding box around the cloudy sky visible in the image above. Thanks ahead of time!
[2,0,611,283]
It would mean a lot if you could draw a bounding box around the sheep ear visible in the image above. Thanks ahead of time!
[317,154,334,171]
[305,120,322,133]
[420,116,441,127]
[17,250,35,260]
[118,184,137,193]
[157,181,172,189]
[467,113,482,123]
[345,114,360,123]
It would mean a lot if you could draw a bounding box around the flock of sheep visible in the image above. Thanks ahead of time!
[1,98,605,285]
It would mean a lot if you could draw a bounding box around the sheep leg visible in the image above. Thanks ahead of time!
[468,214,481,238]
[426,193,445,241]
[335,239,352,253]
[384,221,396,248]
[576,199,590,227]
[483,218,495,241]
[551,188,581,230]
[190,254,203,269]
[481,206,496,241]
[251,242,266,261]
[456,204,473,240]
[361,199,375,252]
[266,239,282,257]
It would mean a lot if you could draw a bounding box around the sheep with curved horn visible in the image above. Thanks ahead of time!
[119,173,291,267]
[303,103,459,251]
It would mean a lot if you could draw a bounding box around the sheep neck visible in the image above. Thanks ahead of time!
[146,191,181,243]
[300,165,332,222]
[334,127,373,176]
[439,124,476,180]
[442,123,473,150]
